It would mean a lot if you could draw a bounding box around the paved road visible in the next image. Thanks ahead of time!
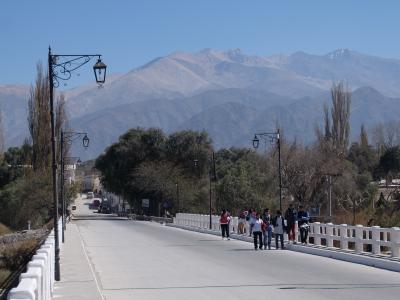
[72,197,400,300]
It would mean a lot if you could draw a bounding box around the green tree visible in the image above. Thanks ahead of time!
[27,63,51,172]
[378,146,400,179]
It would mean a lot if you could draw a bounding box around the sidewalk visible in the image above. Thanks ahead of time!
[53,223,103,300]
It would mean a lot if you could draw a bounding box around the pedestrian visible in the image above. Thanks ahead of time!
[297,205,310,244]
[262,208,273,250]
[246,208,253,237]
[284,203,297,244]
[251,212,263,250]
[220,209,231,240]
[238,210,246,234]
[272,210,285,249]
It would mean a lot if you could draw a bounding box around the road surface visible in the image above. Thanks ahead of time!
[72,196,400,300]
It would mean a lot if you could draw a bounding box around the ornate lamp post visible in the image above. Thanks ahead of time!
[252,130,282,211]
[48,47,106,281]
[60,131,89,244]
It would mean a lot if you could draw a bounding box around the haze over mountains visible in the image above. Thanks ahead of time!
[2,48,400,159]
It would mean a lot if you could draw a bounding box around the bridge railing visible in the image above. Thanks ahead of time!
[6,218,62,300]
[174,213,400,258]
[309,222,400,257]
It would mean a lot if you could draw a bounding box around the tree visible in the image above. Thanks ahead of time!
[165,130,213,177]
[330,81,351,156]
[378,146,400,179]
[348,125,378,175]
[56,93,69,162]
[27,63,51,172]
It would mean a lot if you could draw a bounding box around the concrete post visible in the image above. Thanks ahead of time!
[7,277,36,300]
[314,222,321,245]
[355,225,364,254]
[37,247,53,293]
[340,224,348,250]
[326,223,334,247]
[32,253,51,300]
[20,266,42,300]
[28,260,47,300]
[390,227,400,257]
[371,226,381,255]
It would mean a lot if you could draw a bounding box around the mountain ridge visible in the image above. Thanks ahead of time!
[2,48,400,159]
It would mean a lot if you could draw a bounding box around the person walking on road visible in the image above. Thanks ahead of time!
[273,210,285,250]
[220,209,231,240]
[251,212,263,250]
[297,205,310,244]
[284,203,297,244]
[238,210,246,234]
[262,208,273,250]
[246,209,254,237]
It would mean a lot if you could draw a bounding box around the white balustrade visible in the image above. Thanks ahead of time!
[174,213,400,258]
[7,219,60,300]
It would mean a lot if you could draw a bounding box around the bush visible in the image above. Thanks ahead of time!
[0,238,38,271]
[0,223,12,236]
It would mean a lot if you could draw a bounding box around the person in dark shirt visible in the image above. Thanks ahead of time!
[284,203,297,244]
[297,205,310,244]
[262,208,273,250]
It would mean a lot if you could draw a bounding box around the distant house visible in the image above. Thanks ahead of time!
[82,174,100,192]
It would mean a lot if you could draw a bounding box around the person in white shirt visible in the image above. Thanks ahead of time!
[272,210,285,249]
[250,212,263,250]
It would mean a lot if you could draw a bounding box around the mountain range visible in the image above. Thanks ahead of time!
[2,48,400,160]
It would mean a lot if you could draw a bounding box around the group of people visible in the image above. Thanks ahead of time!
[220,204,310,250]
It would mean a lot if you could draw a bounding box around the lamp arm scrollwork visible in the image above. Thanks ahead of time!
[50,54,101,88]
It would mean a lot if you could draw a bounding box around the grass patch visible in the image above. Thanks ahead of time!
[0,223,12,236]
[0,238,38,271]
[0,268,12,285]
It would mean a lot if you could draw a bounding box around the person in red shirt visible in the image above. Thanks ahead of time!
[220,209,231,240]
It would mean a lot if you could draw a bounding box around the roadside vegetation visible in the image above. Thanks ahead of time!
[96,82,400,227]
[0,64,79,287]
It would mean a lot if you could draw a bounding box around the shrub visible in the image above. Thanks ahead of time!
[0,223,12,236]
[0,238,38,271]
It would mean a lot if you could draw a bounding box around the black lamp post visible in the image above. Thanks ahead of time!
[208,152,217,229]
[60,131,89,244]
[252,130,282,211]
[175,182,180,213]
[48,47,106,281]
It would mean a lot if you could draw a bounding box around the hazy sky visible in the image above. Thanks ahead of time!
[2,0,400,86]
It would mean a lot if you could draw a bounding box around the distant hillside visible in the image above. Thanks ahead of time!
[2,49,400,159]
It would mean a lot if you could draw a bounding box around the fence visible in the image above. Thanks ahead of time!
[174,213,400,258]
[309,222,400,257]
[6,219,62,300]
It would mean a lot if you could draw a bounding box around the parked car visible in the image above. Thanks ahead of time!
[87,192,94,199]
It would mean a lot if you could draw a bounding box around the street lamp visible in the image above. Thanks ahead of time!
[48,47,106,281]
[252,130,282,211]
[208,152,217,229]
[60,131,89,244]
[194,152,216,229]
[175,182,180,213]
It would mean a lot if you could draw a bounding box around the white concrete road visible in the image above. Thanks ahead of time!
[72,197,400,300]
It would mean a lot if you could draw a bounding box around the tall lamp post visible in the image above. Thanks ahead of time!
[60,131,89,243]
[194,152,216,229]
[208,152,217,229]
[175,182,180,213]
[252,130,282,211]
[48,47,106,281]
